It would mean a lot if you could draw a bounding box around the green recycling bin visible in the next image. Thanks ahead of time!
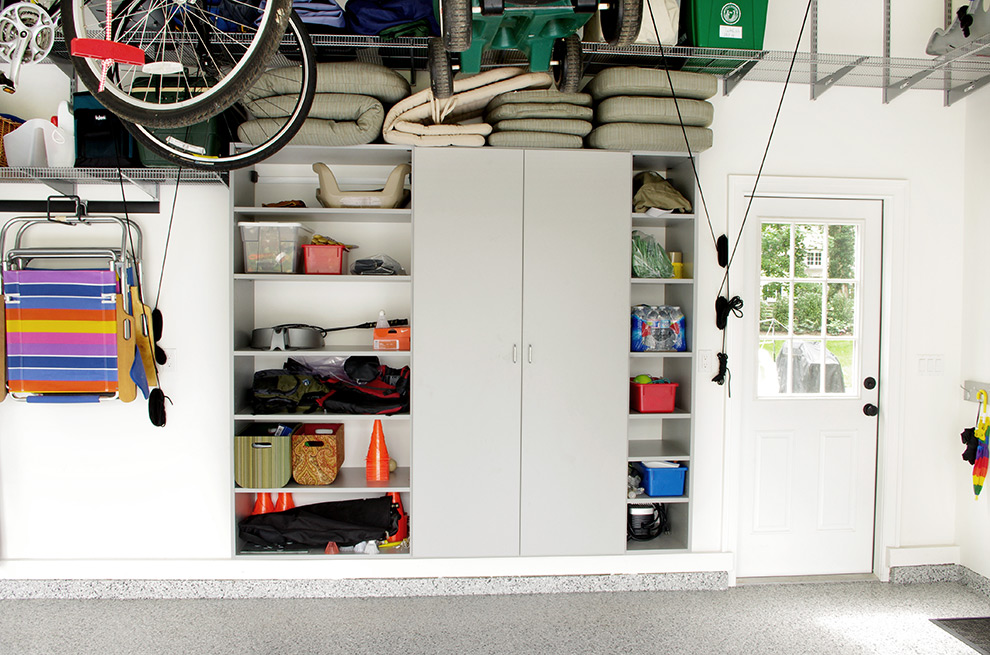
[681,0,768,50]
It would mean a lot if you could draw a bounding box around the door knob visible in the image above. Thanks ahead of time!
[863,403,879,417]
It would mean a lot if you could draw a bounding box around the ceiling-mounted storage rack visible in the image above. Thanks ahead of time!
[44,0,986,107]
[0,167,225,213]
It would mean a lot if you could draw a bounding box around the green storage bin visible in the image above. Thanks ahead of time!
[235,431,292,489]
[130,76,221,167]
[681,0,768,50]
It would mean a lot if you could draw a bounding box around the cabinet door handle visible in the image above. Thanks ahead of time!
[528,344,533,364]
[512,344,518,363]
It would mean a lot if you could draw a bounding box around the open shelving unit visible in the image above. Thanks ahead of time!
[229,144,413,558]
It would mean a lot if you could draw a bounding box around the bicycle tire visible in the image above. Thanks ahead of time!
[123,10,315,171]
[61,0,293,128]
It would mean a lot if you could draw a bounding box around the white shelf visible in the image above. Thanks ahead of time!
[234,274,411,283]
[628,440,690,461]
[627,494,689,504]
[626,536,689,553]
[630,351,692,358]
[631,278,694,285]
[235,467,410,493]
[235,347,409,358]
[233,207,411,223]
[235,411,410,421]
[629,409,691,420]
[632,213,696,228]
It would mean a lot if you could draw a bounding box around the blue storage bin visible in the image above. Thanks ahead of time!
[634,462,687,497]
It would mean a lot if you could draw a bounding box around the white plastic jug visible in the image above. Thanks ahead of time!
[3,118,74,167]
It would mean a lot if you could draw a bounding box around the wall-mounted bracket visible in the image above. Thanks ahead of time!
[963,380,990,402]
[812,56,868,100]
[947,72,990,105]
[884,67,937,104]
[723,59,760,96]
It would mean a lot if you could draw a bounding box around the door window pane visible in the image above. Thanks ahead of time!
[761,223,792,278]
[760,281,791,336]
[826,340,855,392]
[827,224,858,279]
[793,282,823,336]
[827,283,855,337]
[796,224,825,279]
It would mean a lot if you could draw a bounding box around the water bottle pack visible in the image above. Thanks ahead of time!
[631,304,686,352]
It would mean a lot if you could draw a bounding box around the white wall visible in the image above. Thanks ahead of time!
[0,0,976,579]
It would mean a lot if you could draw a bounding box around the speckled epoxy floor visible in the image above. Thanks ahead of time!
[1,581,988,654]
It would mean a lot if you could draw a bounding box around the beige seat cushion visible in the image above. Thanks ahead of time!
[245,93,383,121]
[583,67,718,101]
[487,89,593,111]
[492,118,593,137]
[596,96,714,127]
[487,131,584,149]
[238,116,382,147]
[486,102,594,122]
[586,123,713,152]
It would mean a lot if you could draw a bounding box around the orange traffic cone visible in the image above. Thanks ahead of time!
[386,491,407,543]
[274,492,295,512]
[366,419,390,482]
[251,493,274,515]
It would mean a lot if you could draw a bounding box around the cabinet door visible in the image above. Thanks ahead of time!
[519,149,631,556]
[411,148,525,558]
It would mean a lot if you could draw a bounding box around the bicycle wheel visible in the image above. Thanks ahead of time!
[124,10,315,170]
[61,0,292,128]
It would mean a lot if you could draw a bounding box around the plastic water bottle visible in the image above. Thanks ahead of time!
[376,310,388,329]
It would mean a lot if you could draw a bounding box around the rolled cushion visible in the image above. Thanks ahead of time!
[493,118,592,137]
[586,123,713,152]
[486,102,593,122]
[246,61,410,106]
[487,89,592,111]
[383,68,553,146]
[583,67,718,101]
[596,96,714,127]
[487,131,584,149]
[245,93,383,121]
[238,114,382,147]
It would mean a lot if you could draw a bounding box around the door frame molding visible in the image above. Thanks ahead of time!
[723,175,909,583]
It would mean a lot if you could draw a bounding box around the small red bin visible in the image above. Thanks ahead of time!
[630,380,678,413]
[303,244,346,275]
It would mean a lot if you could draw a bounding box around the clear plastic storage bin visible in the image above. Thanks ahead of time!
[238,222,313,273]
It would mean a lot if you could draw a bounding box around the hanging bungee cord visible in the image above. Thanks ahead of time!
[648,0,813,394]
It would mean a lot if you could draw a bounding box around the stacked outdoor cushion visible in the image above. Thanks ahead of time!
[583,67,717,152]
[484,90,594,149]
[238,62,411,147]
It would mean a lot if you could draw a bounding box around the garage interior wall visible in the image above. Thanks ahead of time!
[0,0,981,580]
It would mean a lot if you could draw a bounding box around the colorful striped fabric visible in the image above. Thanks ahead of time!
[4,269,118,394]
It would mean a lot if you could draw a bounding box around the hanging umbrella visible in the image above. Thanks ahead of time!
[974,390,989,499]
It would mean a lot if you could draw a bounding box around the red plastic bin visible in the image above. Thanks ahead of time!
[303,244,347,275]
[630,380,678,413]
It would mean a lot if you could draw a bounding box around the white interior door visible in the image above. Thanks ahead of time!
[736,195,882,577]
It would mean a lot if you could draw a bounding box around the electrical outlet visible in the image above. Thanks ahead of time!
[699,349,713,374]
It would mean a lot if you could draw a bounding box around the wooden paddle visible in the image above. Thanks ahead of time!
[116,293,136,403]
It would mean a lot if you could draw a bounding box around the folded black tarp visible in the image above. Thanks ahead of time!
[239,496,397,548]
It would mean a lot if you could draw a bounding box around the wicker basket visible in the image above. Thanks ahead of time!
[0,116,25,167]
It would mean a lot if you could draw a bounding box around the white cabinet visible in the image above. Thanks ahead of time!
[228,145,413,558]
[411,148,631,558]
